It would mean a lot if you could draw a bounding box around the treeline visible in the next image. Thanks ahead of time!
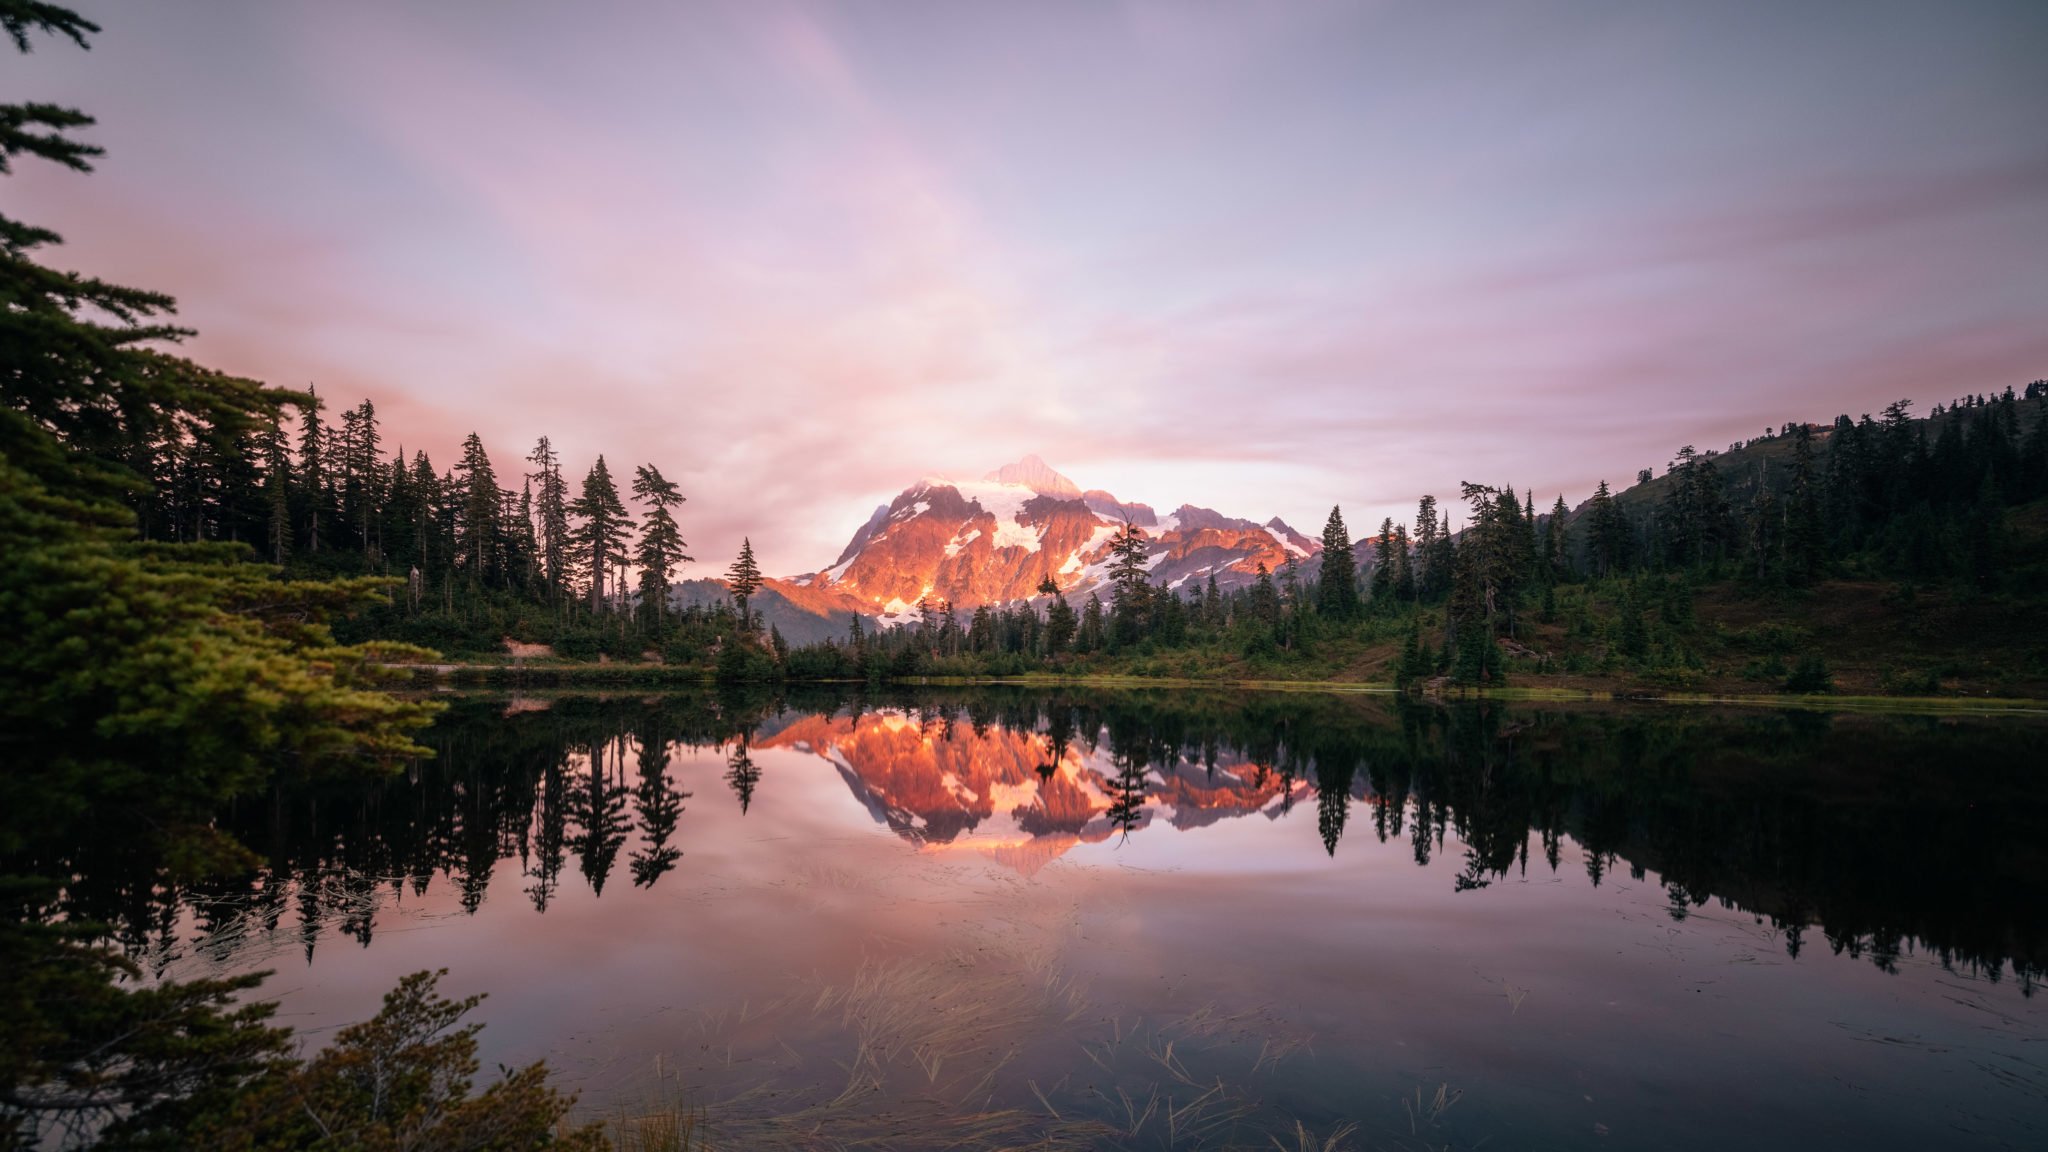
[766,386,2048,686]
[108,367,2047,685]
[121,382,788,659]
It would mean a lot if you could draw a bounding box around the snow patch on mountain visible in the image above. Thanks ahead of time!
[991,519,1043,552]
[1265,524,1310,557]
[944,528,982,558]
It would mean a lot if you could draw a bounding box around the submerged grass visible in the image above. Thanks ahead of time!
[579,930,1357,1151]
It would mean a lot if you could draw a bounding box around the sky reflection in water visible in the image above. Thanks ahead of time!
[118,691,2048,1149]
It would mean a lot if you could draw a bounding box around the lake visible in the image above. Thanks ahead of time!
[66,688,2048,1149]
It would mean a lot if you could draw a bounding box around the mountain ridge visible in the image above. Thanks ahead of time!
[780,456,1320,628]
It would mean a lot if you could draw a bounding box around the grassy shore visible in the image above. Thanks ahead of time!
[392,660,2048,715]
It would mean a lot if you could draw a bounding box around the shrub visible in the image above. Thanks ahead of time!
[1782,652,1834,694]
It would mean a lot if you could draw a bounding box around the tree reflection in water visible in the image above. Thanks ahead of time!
[14,686,2044,994]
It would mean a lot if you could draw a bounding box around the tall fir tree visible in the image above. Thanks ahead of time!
[1783,423,1821,585]
[630,464,690,628]
[1392,523,1414,600]
[725,536,763,629]
[296,385,325,553]
[527,436,570,602]
[1318,506,1358,618]
[350,400,381,562]
[1369,515,1394,604]
[1039,575,1076,654]
[260,411,290,565]
[1547,494,1570,580]
[567,456,633,613]
[452,432,502,584]
[1106,521,1151,644]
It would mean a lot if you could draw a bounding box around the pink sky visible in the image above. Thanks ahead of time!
[12,1,2047,574]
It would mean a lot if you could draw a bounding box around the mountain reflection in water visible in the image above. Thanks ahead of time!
[24,688,2048,1149]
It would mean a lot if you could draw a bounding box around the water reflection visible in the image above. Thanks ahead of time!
[15,688,2047,996]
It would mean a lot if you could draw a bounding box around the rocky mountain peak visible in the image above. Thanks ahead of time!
[722,458,1326,637]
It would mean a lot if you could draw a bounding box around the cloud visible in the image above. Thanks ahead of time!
[13,0,2044,571]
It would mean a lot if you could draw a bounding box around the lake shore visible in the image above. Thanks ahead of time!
[386,660,2048,714]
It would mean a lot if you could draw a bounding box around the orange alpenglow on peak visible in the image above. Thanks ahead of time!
[681,456,1325,642]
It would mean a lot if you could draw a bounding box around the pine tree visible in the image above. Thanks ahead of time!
[1040,575,1077,654]
[630,464,691,628]
[1107,521,1150,645]
[515,478,537,588]
[1547,495,1569,580]
[1414,495,1439,597]
[1250,562,1281,626]
[1317,506,1357,618]
[407,450,440,584]
[527,437,570,603]
[260,412,290,565]
[296,386,325,553]
[1368,516,1394,605]
[1078,591,1107,652]
[1392,523,1414,600]
[567,456,633,613]
[350,400,381,562]
[1587,480,1627,577]
[0,14,447,1141]
[1524,490,1541,584]
[1746,467,1779,583]
[452,432,502,584]
[1783,424,1821,586]
[725,536,763,629]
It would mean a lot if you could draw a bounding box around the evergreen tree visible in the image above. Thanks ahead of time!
[1040,575,1076,653]
[1587,480,1628,577]
[1524,490,1541,584]
[1318,506,1358,618]
[349,399,382,561]
[452,432,501,584]
[260,411,290,565]
[1392,523,1414,600]
[1745,467,1779,583]
[1077,591,1107,652]
[566,456,632,613]
[515,478,537,588]
[1250,562,1281,627]
[1414,495,1440,597]
[526,436,570,603]
[1107,521,1150,644]
[725,536,763,629]
[630,464,691,628]
[1547,495,1569,580]
[1447,482,1528,646]
[1368,515,1393,605]
[0,12,445,1141]
[1783,424,1821,585]
[296,386,326,553]
[406,450,441,586]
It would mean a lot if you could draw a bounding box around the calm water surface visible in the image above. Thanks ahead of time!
[73,690,2048,1149]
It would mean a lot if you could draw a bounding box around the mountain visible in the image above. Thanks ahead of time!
[771,455,1319,627]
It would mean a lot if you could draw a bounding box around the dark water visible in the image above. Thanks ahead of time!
[50,689,2048,1149]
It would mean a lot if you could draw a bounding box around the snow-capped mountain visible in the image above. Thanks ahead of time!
[773,455,1319,629]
